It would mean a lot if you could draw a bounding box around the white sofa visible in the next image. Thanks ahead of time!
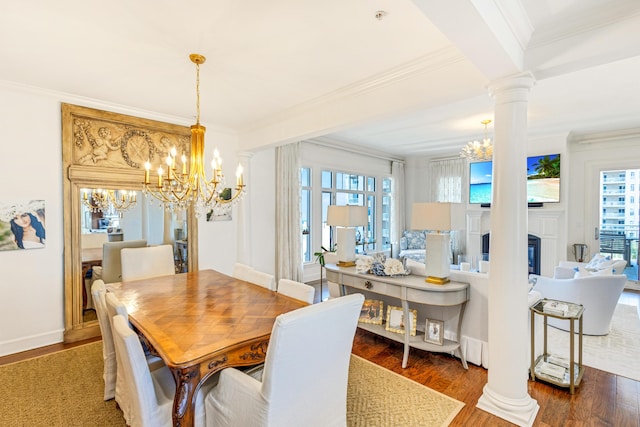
[530,272,627,336]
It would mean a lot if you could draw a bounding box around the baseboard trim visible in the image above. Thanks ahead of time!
[0,329,64,357]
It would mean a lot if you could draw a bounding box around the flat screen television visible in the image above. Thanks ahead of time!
[469,154,561,205]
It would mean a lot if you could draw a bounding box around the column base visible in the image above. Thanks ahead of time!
[476,384,539,427]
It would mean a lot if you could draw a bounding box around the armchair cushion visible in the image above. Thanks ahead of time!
[403,230,426,250]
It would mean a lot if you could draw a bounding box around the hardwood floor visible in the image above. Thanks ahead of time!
[3,289,639,426]
[351,329,640,426]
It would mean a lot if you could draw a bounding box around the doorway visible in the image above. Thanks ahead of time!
[599,169,639,283]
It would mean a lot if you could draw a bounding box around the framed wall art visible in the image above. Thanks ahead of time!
[385,305,417,336]
[0,200,46,251]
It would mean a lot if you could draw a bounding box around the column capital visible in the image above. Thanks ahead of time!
[488,72,536,103]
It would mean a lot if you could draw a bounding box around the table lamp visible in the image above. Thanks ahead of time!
[411,202,464,284]
[327,205,368,267]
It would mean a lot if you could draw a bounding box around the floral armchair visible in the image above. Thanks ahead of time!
[398,230,426,263]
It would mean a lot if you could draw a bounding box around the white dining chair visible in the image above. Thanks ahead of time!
[231,262,254,281]
[277,279,315,304]
[205,293,365,427]
[232,262,276,291]
[244,269,276,291]
[95,239,148,284]
[91,280,116,401]
[120,244,176,281]
[105,292,164,424]
[111,314,213,427]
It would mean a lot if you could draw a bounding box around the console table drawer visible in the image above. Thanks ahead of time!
[341,275,402,298]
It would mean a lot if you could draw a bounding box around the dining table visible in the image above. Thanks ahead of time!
[108,269,307,427]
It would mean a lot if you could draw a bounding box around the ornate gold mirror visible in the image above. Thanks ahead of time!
[62,104,198,342]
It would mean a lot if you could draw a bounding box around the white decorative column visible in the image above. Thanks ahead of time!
[236,151,253,265]
[476,72,539,426]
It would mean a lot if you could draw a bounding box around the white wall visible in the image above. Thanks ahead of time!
[0,85,65,356]
[0,83,241,356]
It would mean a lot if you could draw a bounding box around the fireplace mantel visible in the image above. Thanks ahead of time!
[465,208,565,277]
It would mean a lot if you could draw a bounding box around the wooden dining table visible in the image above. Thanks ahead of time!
[108,269,307,427]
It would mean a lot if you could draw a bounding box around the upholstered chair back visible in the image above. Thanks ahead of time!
[277,279,315,304]
[120,244,175,281]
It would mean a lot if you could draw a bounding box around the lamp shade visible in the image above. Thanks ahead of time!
[411,202,464,231]
[326,205,368,227]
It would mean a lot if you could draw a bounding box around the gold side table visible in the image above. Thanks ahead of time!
[530,298,584,394]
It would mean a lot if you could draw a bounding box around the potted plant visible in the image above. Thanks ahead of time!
[314,246,331,301]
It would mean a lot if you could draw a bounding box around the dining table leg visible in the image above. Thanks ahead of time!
[171,365,201,427]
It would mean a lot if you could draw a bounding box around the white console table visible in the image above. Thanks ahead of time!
[325,264,470,369]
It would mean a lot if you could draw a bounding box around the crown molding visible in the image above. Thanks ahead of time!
[241,46,467,134]
[568,127,640,145]
[527,4,640,49]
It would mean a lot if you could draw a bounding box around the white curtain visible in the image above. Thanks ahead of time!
[390,161,405,258]
[428,158,467,262]
[275,142,303,282]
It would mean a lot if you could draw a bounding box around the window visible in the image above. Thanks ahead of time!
[304,168,390,259]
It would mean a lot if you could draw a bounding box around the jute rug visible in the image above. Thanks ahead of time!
[0,342,463,427]
[547,303,640,381]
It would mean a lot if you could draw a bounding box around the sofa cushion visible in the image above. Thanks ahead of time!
[574,265,613,278]
[403,230,426,250]
[585,254,612,270]
[399,237,408,251]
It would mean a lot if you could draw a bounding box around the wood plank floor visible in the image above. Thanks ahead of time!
[351,329,640,426]
[3,288,639,426]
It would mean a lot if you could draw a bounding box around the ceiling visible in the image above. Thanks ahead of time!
[1,0,639,158]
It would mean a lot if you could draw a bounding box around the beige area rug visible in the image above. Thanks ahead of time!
[547,303,640,381]
[0,342,464,427]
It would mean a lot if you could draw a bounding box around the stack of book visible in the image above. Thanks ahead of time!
[537,361,567,380]
[543,300,568,316]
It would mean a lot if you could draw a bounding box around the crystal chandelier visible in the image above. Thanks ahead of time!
[82,189,137,217]
[143,53,246,213]
[460,119,493,161]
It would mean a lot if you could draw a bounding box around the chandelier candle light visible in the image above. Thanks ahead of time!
[83,189,137,217]
[460,119,493,161]
[143,53,245,213]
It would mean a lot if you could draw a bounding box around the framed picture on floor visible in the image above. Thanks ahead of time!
[385,305,417,336]
[425,318,444,345]
[359,299,384,325]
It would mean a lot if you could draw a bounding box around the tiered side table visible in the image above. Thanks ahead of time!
[530,298,584,394]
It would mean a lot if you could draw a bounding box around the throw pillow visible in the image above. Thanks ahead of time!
[404,230,426,250]
[400,237,408,251]
[573,266,613,278]
[585,253,611,270]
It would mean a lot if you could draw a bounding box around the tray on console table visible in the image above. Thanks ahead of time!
[325,264,470,369]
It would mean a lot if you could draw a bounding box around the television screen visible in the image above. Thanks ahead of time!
[526,154,560,203]
[469,154,561,204]
[469,161,493,204]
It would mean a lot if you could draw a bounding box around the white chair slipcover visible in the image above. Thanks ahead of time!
[231,262,253,281]
[91,279,116,401]
[120,244,175,281]
[232,263,275,291]
[111,314,212,427]
[96,239,148,284]
[105,292,164,424]
[277,278,315,304]
[205,293,365,427]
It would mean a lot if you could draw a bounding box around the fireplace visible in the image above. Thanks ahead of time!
[482,233,541,275]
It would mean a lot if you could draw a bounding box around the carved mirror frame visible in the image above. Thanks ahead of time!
[62,103,198,342]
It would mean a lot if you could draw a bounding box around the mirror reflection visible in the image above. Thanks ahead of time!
[79,188,188,323]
